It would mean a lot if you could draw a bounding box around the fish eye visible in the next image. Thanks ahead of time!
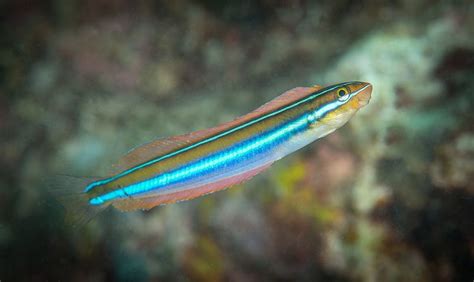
[337,88,350,101]
[337,89,347,98]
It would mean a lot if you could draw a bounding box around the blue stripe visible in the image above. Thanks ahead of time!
[86,82,353,193]
[89,113,310,204]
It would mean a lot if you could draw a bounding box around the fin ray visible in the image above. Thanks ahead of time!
[47,175,109,228]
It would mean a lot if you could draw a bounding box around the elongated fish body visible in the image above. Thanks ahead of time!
[54,81,372,217]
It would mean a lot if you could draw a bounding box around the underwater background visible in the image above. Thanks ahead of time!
[1,0,473,281]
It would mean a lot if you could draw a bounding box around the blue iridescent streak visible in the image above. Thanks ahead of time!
[90,114,310,204]
[84,82,353,193]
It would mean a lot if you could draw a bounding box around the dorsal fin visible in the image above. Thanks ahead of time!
[113,86,320,173]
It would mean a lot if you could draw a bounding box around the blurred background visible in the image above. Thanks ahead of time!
[1,0,473,281]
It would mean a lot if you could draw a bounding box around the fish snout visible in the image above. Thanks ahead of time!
[356,82,372,107]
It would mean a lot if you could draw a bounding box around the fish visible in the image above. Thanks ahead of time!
[50,81,372,225]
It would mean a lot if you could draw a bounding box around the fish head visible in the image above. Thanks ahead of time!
[328,81,372,113]
[307,81,372,135]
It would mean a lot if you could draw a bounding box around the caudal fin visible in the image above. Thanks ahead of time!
[47,175,110,228]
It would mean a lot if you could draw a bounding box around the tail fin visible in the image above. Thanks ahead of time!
[46,175,110,228]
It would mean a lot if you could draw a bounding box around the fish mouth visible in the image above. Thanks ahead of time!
[354,82,372,107]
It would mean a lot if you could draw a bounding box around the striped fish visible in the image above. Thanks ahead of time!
[51,81,372,224]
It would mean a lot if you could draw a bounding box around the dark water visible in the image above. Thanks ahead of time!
[1,1,473,281]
